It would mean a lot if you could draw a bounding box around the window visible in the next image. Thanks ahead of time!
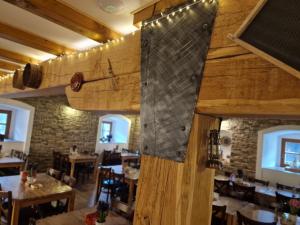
[0,110,12,138]
[280,138,300,167]
[100,121,112,143]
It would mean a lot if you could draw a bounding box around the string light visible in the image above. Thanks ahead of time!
[142,0,214,29]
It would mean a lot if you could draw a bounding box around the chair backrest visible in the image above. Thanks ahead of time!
[214,179,230,196]
[60,154,70,174]
[233,182,256,202]
[212,205,227,225]
[46,168,62,180]
[102,150,111,166]
[52,150,62,170]
[109,152,122,165]
[0,190,12,225]
[276,183,294,191]
[237,211,277,225]
[61,173,76,187]
[11,149,24,159]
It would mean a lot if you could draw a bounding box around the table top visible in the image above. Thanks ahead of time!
[0,174,72,201]
[214,175,300,198]
[36,208,129,225]
[0,157,24,164]
[69,154,97,160]
[121,152,140,157]
[101,165,139,180]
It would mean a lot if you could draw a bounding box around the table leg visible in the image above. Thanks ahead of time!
[11,201,20,225]
[128,180,135,210]
[70,161,75,178]
[68,191,75,212]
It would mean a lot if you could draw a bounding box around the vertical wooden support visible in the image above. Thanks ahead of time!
[134,114,220,225]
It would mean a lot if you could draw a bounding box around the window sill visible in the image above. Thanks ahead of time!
[263,166,300,175]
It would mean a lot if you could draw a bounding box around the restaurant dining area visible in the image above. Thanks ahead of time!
[0,0,299,225]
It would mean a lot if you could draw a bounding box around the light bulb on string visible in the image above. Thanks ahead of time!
[172,12,176,16]
[121,37,124,41]
[179,8,183,12]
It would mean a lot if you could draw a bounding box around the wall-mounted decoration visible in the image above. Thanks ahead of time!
[70,72,84,92]
[229,0,300,79]
[12,69,25,90]
[23,63,42,89]
[207,129,223,169]
[140,0,218,162]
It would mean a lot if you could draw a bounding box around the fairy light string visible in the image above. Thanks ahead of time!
[0,0,215,82]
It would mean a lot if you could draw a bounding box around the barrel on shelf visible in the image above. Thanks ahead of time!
[23,63,42,89]
[12,69,25,90]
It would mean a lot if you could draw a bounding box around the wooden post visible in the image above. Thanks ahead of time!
[134,114,220,225]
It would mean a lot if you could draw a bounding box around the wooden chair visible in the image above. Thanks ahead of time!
[60,154,71,175]
[46,168,62,180]
[237,211,276,225]
[111,172,129,203]
[274,191,300,214]
[102,150,111,166]
[52,150,62,170]
[232,182,256,203]
[276,183,294,191]
[211,205,227,225]
[95,167,113,204]
[0,190,12,225]
[214,179,230,196]
[109,152,122,165]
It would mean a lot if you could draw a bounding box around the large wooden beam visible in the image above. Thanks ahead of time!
[133,0,186,26]
[0,60,21,71]
[3,0,120,42]
[134,114,218,225]
[0,48,39,64]
[0,22,74,55]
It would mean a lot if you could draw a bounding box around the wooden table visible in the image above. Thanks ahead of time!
[36,207,129,225]
[69,154,98,178]
[121,152,139,167]
[98,165,139,214]
[0,174,75,225]
[213,195,300,225]
[0,157,24,171]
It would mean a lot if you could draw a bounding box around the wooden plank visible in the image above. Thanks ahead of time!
[65,72,140,112]
[197,53,300,117]
[134,114,218,225]
[0,60,21,71]
[0,22,74,55]
[3,0,120,42]
[133,0,186,26]
[0,48,39,64]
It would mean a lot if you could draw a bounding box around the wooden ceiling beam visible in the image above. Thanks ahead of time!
[0,60,21,71]
[3,0,121,42]
[0,22,74,55]
[133,0,186,26]
[0,48,39,64]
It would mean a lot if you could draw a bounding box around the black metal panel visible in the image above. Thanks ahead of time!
[241,0,300,71]
[140,1,218,162]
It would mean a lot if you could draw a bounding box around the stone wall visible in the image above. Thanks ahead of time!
[222,118,300,176]
[20,95,141,171]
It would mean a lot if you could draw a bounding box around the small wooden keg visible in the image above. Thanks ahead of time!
[23,63,42,89]
[12,69,25,90]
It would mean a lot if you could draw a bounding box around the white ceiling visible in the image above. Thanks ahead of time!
[0,0,152,64]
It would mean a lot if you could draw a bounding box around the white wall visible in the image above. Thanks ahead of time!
[256,125,300,186]
[95,114,131,155]
[0,98,34,154]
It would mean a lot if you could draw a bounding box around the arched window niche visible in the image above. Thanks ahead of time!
[256,125,300,186]
[95,114,131,155]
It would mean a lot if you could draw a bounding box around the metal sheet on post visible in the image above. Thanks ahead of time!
[140,0,218,162]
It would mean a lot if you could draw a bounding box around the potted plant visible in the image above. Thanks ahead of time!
[96,201,109,225]
[281,199,300,225]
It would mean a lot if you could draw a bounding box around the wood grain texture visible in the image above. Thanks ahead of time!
[0,60,21,71]
[3,0,120,42]
[133,0,186,25]
[0,48,39,64]
[133,114,218,225]
[0,22,74,55]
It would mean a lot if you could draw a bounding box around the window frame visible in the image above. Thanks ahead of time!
[280,138,300,167]
[0,110,12,139]
[100,121,113,139]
